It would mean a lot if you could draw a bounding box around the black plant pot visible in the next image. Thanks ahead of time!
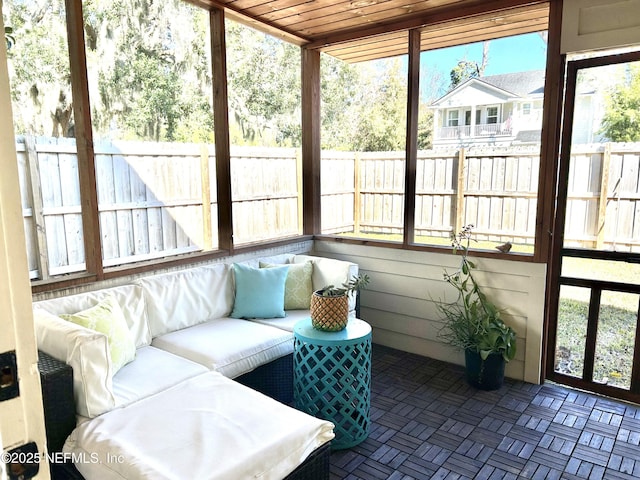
[464,349,506,391]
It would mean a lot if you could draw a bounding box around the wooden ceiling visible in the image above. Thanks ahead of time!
[188,0,550,63]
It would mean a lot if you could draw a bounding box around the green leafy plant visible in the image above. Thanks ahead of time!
[437,225,516,362]
[317,274,370,298]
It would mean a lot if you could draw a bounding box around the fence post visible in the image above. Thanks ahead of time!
[296,149,303,234]
[454,148,466,234]
[595,143,611,250]
[200,144,212,250]
[25,136,50,280]
[354,152,361,235]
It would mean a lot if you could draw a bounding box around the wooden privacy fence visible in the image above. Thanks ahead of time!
[16,137,301,280]
[16,137,640,280]
[322,147,540,243]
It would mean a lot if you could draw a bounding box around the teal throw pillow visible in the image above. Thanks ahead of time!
[231,263,289,319]
[259,261,313,310]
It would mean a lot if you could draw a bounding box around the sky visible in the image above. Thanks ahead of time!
[419,32,548,99]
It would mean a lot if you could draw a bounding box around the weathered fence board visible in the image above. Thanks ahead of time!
[17,137,640,280]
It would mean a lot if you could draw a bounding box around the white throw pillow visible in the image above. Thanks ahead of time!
[33,308,116,418]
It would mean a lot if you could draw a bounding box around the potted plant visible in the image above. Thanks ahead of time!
[310,274,370,331]
[437,225,516,390]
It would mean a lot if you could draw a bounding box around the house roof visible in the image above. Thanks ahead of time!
[431,70,545,106]
[187,0,550,63]
[481,70,546,97]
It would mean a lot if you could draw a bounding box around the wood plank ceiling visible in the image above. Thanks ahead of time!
[188,0,550,63]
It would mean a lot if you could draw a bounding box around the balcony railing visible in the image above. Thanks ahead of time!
[436,123,513,140]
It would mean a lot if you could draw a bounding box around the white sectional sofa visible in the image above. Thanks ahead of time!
[33,253,359,480]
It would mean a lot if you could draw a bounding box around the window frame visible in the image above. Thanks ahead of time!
[486,105,499,124]
[447,110,460,127]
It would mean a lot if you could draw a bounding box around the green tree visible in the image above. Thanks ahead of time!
[5,0,73,136]
[599,63,640,142]
[320,54,360,150]
[448,41,489,90]
[85,0,213,142]
[417,104,433,149]
[226,20,301,147]
[352,59,407,152]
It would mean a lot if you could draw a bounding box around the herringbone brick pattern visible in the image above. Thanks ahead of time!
[330,345,640,479]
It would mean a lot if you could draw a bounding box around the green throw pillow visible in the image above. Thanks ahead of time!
[60,295,136,374]
[260,261,314,310]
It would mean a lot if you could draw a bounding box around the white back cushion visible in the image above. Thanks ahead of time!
[33,285,151,348]
[136,263,234,338]
[293,254,358,291]
[293,255,359,312]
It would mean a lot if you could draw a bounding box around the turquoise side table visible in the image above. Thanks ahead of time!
[293,317,372,450]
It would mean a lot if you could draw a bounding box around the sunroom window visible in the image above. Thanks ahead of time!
[226,19,302,245]
[320,51,408,242]
[83,1,218,266]
[6,0,84,280]
[414,32,547,252]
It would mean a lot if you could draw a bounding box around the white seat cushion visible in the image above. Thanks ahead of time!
[151,318,293,378]
[249,309,311,332]
[63,372,334,480]
[112,346,208,407]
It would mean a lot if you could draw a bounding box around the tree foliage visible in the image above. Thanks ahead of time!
[5,0,424,150]
[599,63,640,142]
[5,0,72,136]
[448,41,489,90]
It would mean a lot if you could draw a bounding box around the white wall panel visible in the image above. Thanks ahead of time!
[313,240,546,385]
[562,0,640,53]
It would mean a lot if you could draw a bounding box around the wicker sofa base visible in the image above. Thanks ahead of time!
[284,441,331,480]
[50,442,330,480]
[235,353,293,404]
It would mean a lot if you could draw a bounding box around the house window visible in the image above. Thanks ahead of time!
[522,103,532,115]
[487,106,499,124]
[447,110,459,127]
[464,110,472,126]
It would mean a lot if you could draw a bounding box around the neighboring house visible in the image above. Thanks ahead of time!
[430,70,604,149]
[430,70,546,149]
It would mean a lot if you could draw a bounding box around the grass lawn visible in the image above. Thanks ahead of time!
[556,257,640,390]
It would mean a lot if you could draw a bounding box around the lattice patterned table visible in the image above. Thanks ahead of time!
[293,317,371,450]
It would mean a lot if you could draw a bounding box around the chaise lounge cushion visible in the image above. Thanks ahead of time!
[63,372,334,480]
[151,318,294,378]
